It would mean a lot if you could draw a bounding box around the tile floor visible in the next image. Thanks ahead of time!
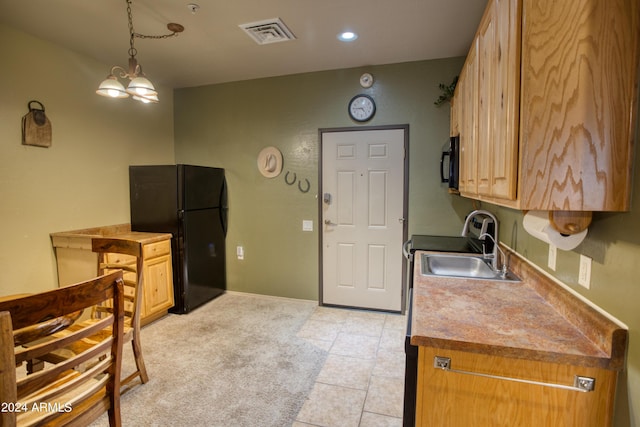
[294,305,407,427]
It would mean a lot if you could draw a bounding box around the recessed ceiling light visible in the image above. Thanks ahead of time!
[337,31,358,42]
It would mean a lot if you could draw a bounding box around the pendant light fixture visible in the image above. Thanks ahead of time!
[96,0,184,103]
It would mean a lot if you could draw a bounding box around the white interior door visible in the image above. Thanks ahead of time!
[321,128,406,311]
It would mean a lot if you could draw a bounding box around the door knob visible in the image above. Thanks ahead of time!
[324,219,337,226]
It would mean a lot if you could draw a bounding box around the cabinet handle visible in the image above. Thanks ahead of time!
[433,356,595,393]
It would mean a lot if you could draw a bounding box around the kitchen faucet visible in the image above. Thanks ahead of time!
[461,209,503,273]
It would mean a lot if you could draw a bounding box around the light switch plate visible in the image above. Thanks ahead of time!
[236,246,244,260]
[578,255,591,289]
[302,220,313,232]
[548,244,557,271]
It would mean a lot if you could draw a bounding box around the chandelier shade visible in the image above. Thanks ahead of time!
[127,76,157,97]
[96,75,129,98]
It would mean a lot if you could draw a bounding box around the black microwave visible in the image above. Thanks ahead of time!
[440,135,459,190]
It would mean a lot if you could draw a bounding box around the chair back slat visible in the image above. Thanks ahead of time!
[18,349,111,404]
[0,273,123,330]
[12,310,83,347]
[0,271,125,427]
[15,315,113,365]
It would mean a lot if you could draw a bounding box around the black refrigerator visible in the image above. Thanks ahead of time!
[129,164,227,314]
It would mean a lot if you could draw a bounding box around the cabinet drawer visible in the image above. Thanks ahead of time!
[416,346,617,427]
[143,239,171,259]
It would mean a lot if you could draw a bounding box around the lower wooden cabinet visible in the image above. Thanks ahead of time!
[51,226,174,326]
[416,346,618,427]
[141,245,174,324]
[105,237,174,326]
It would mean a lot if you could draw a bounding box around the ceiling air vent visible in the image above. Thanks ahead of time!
[239,18,296,45]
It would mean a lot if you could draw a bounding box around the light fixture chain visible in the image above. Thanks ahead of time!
[126,0,137,57]
[97,0,183,103]
[127,0,181,42]
[125,0,179,44]
[134,32,180,40]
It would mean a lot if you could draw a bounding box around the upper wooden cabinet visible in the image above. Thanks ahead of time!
[454,0,640,211]
[457,37,479,195]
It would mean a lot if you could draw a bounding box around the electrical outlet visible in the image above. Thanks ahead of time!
[578,255,591,289]
[548,244,557,271]
[236,246,244,260]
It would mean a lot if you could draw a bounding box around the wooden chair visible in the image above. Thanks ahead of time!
[92,237,149,388]
[29,237,149,390]
[0,271,125,427]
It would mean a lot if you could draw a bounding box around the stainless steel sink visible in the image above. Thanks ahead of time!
[420,253,520,281]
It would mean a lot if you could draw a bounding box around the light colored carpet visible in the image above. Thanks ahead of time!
[91,291,327,427]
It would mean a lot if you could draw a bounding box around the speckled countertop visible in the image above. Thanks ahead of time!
[104,231,172,244]
[51,224,171,245]
[410,248,627,370]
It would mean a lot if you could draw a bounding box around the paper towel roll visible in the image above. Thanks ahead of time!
[523,211,587,251]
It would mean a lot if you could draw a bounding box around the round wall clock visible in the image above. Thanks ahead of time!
[348,94,376,122]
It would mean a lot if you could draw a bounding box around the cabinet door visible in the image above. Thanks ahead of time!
[450,92,459,136]
[143,254,174,322]
[475,0,520,200]
[458,39,479,195]
[454,0,521,202]
[476,0,495,196]
[519,0,638,210]
[416,347,617,427]
[487,0,519,200]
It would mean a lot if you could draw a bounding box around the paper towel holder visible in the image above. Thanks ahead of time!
[546,211,592,235]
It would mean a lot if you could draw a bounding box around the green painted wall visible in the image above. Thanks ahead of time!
[0,24,175,295]
[174,58,473,301]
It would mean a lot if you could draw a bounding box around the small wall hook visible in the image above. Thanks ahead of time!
[284,171,297,185]
[298,178,310,193]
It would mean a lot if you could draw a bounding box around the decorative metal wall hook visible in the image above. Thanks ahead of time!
[284,171,297,185]
[298,178,310,193]
[284,170,311,193]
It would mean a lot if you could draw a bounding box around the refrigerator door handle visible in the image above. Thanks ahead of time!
[219,177,228,237]
[220,208,228,237]
[218,177,228,210]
